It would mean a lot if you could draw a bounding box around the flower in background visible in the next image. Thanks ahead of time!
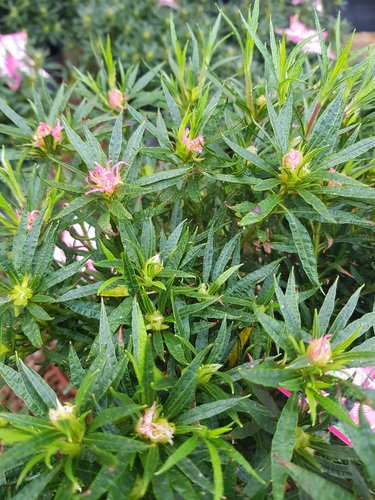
[181,128,205,155]
[283,149,303,171]
[333,367,375,431]
[0,32,48,90]
[157,0,179,9]
[32,120,63,149]
[108,88,126,110]
[307,334,332,367]
[136,402,175,444]
[275,16,328,55]
[85,160,127,196]
[53,222,96,272]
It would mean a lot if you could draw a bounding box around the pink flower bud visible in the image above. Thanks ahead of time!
[27,210,40,230]
[32,120,63,148]
[108,88,125,110]
[181,128,205,155]
[307,334,332,367]
[283,149,303,171]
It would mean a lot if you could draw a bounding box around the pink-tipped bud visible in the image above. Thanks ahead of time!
[181,128,205,155]
[27,210,40,230]
[307,334,332,367]
[283,149,303,171]
[32,120,63,148]
[108,88,125,110]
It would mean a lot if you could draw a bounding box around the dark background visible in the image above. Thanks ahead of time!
[343,0,375,30]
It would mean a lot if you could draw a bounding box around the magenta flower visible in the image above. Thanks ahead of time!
[307,334,332,367]
[108,88,125,110]
[181,128,205,155]
[136,402,175,444]
[283,149,303,171]
[157,0,179,9]
[85,160,127,196]
[0,32,49,90]
[275,16,327,55]
[32,119,63,148]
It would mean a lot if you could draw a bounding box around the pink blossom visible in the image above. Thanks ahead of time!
[0,32,48,90]
[275,16,327,55]
[53,222,96,272]
[27,210,40,230]
[85,160,127,196]
[282,149,303,171]
[136,402,175,444]
[157,0,179,9]
[306,334,332,367]
[181,128,205,155]
[32,119,63,148]
[108,88,125,110]
[332,367,375,430]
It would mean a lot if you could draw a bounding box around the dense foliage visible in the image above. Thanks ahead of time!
[0,0,345,73]
[0,1,374,499]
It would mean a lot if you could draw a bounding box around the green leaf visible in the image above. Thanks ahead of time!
[298,189,336,223]
[318,278,338,334]
[274,275,301,341]
[161,81,181,128]
[254,308,293,353]
[109,113,123,163]
[16,358,58,413]
[322,136,375,168]
[61,116,96,166]
[0,430,60,475]
[0,250,20,284]
[0,97,32,134]
[203,226,214,283]
[53,194,93,219]
[26,303,53,321]
[13,465,62,500]
[43,256,89,289]
[177,397,244,424]
[214,438,265,484]
[239,367,302,390]
[275,457,354,500]
[20,313,43,347]
[164,347,209,419]
[211,234,240,282]
[313,391,354,426]
[205,439,223,500]
[0,364,42,415]
[286,211,319,286]
[132,297,148,383]
[208,316,229,364]
[271,395,298,500]
[124,120,146,167]
[68,343,85,386]
[83,433,148,453]
[240,194,281,226]
[330,286,363,339]
[89,404,143,432]
[156,435,199,476]
[209,265,241,295]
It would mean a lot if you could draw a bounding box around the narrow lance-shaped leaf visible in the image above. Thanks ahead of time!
[286,211,320,287]
[271,394,298,500]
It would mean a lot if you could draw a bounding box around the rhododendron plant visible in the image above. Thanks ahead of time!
[0,2,373,498]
